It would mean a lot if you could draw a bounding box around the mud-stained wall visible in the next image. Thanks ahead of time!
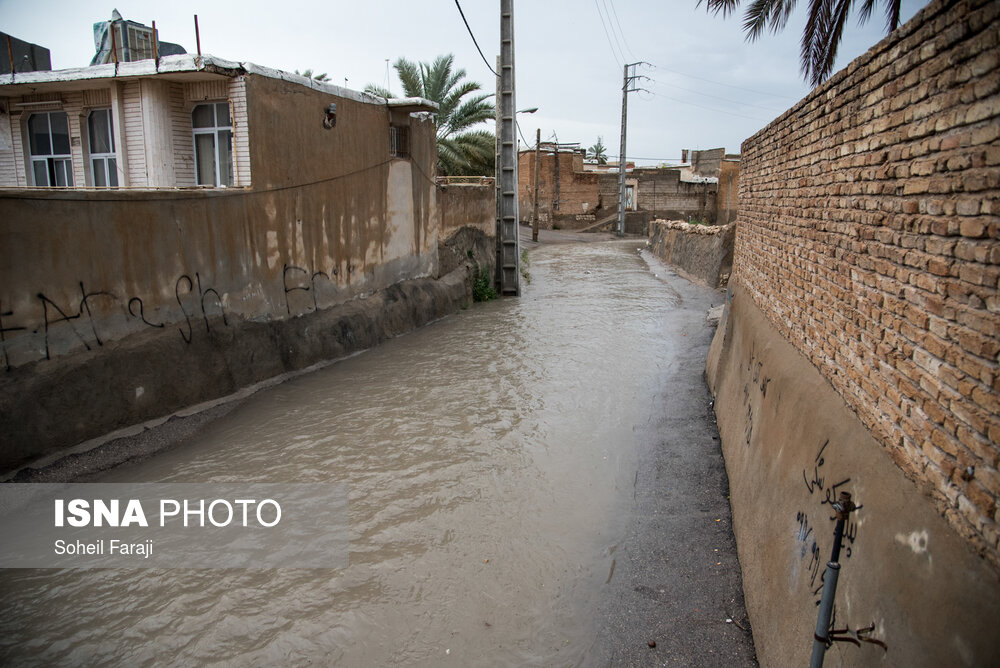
[707,289,1000,667]
[439,181,494,239]
[648,220,734,288]
[0,73,445,471]
[437,182,496,279]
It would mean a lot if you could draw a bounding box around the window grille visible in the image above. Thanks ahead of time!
[389,126,409,159]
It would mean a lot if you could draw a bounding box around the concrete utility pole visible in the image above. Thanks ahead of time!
[496,0,520,296]
[532,128,540,242]
[616,62,647,237]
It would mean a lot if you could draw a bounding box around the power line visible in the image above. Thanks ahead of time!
[453,0,498,77]
[606,0,638,61]
[593,0,624,69]
[641,89,770,122]
[649,79,785,113]
[651,64,799,100]
[601,0,630,65]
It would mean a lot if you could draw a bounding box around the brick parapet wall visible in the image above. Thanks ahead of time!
[736,0,1000,565]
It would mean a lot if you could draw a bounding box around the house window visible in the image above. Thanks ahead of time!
[28,111,74,187]
[88,109,118,187]
[390,125,409,158]
[192,102,233,186]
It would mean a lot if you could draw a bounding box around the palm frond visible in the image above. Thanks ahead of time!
[884,0,901,31]
[364,84,394,99]
[704,0,905,86]
[394,58,424,98]
[698,0,742,17]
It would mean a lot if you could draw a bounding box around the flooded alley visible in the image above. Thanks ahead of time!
[1,235,754,666]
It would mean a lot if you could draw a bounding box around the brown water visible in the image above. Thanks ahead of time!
[1,239,707,666]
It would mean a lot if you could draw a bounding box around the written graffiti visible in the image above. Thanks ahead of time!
[0,272,229,370]
[282,263,341,316]
[796,439,860,605]
[740,340,772,448]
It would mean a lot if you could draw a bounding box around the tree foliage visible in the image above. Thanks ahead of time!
[295,69,330,82]
[698,0,902,86]
[366,54,495,176]
[587,137,608,165]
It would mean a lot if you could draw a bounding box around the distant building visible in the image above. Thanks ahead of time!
[90,9,187,66]
[0,32,51,75]
[518,144,739,231]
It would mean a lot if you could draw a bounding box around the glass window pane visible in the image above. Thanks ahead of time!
[89,110,112,154]
[28,114,51,156]
[49,112,70,155]
[218,130,233,186]
[93,158,107,187]
[32,160,49,186]
[216,102,231,128]
[108,158,118,187]
[192,104,215,128]
[53,159,65,187]
[195,133,217,185]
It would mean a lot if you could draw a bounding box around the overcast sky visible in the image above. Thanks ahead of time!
[2,0,928,165]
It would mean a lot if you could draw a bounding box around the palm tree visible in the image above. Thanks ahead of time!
[295,69,330,82]
[366,54,495,176]
[588,137,609,165]
[698,0,903,86]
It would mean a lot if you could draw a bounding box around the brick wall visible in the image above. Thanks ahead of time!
[736,0,1000,564]
[518,149,603,227]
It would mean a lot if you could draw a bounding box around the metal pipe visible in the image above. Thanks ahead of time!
[194,15,202,66]
[152,20,159,70]
[809,491,856,668]
[810,562,840,668]
[6,36,15,82]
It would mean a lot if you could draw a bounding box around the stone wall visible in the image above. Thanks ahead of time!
[648,220,734,288]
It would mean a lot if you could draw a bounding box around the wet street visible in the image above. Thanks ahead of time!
[1,234,755,666]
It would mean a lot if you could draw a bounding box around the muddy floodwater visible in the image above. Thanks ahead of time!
[1,238,728,666]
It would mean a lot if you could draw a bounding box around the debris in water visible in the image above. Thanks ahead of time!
[648,640,657,648]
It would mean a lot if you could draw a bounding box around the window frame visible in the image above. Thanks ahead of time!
[27,111,74,187]
[191,101,234,187]
[389,125,409,159]
[87,108,119,188]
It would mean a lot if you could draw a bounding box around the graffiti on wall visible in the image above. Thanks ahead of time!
[0,255,361,370]
[282,263,352,316]
[740,340,772,448]
[796,439,860,605]
[0,272,229,370]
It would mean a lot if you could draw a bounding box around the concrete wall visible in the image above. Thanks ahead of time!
[709,0,1000,664]
[0,72,449,472]
[648,220,734,288]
